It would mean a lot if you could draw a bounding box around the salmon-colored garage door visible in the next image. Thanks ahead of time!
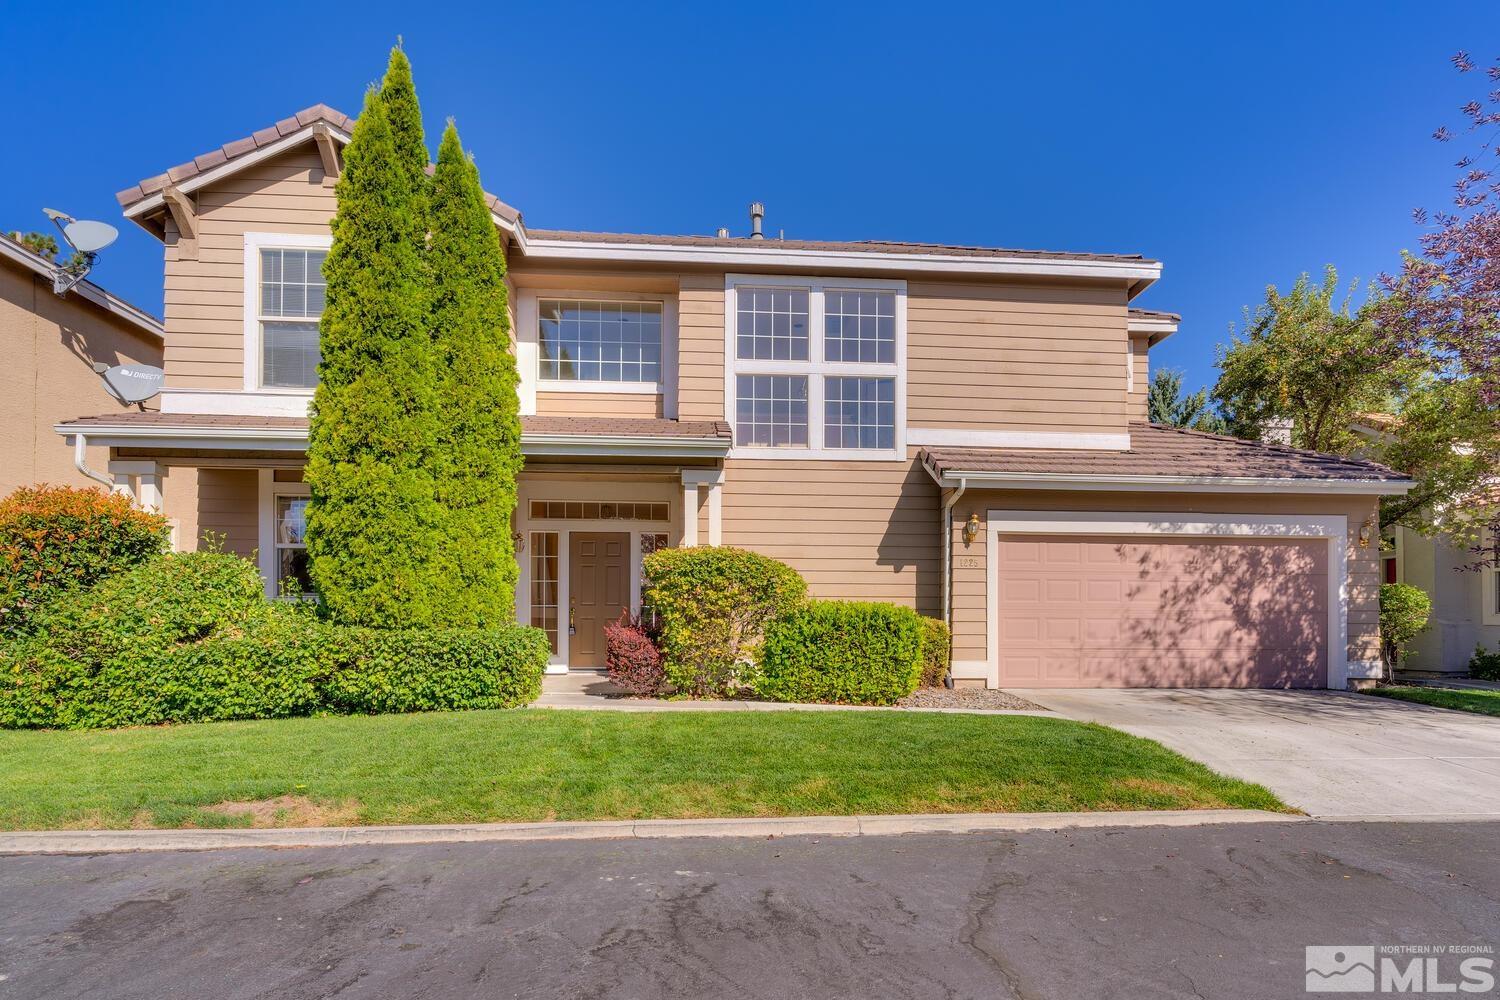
[996,534,1328,688]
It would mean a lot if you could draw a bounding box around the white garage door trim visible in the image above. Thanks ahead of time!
[984,511,1357,690]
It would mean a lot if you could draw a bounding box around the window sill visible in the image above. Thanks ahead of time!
[728,446,905,462]
[537,381,663,395]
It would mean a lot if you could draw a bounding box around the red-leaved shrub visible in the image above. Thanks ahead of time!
[604,611,665,696]
[0,485,168,635]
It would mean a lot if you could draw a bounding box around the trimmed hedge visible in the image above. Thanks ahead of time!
[918,616,951,687]
[0,551,549,729]
[643,546,806,697]
[757,600,924,706]
[0,485,168,635]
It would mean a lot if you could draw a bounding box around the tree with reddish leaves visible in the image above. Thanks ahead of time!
[1379,52,1500,569]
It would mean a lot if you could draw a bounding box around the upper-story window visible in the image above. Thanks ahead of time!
[539,299,662,385]
[245,233,332,393]
[726,275,905,460]
[259,248,325,388]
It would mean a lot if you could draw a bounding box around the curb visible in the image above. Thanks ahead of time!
[0,809,1302,856]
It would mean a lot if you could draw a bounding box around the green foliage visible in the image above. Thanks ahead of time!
[1371,378,1498,548]
[1146,369,1226,434]
[425,121,523,624]
[0,485,168,635]
[1213,267,1410,452]
[306,49,446,626]
[642,546,807,697]
[918,615,951,687]
[1470,645,1500,682]
[10,231,58,260]
[1378,582,1432,667]
[758,600,924,705]
[0,550,549,729]
[1,551,269,728]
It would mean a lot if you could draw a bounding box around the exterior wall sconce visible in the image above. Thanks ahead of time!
[1358,517,1375,548]
[963,512,980,546]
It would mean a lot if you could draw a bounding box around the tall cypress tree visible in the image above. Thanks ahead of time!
[305,50,446,627]
[427,122,524,624]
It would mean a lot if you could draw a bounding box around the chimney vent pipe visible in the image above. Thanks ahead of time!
[749,202,765,240]
[716,227,729,238]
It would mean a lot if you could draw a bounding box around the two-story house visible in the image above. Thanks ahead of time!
[57,105,1413,689]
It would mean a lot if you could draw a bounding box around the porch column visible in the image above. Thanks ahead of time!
[107,460,162,512]
[681,469,725,547]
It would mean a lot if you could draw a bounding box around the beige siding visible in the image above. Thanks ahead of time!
[169,467,259,557]
[677,274,724,421]
[907,280,1129,433]
[721,452,938,611]
[0,259,162,494]
[536,391,664,418]
[1128,335,1150,421]
[162,147,336,389]
[948,492,1382,672]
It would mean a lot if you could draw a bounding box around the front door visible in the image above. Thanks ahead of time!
[568,532,630,668]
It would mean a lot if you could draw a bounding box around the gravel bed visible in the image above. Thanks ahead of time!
[895,687,1046,711]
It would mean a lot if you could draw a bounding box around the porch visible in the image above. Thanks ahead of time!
[54,411,731,672]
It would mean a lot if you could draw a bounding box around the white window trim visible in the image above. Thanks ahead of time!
[256,469,312,600]
[242,232,332,394]
[1482,529,1500,627]
[983,510,1358,690]
[723,273,907,461]
[514,288,678,417]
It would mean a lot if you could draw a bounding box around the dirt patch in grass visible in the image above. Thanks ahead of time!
[201,795,361,828]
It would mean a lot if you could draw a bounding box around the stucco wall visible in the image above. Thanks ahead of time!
[0,258,162,494]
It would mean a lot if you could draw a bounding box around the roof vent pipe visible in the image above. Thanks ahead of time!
[716,227,729,238]
[749,202,765,240]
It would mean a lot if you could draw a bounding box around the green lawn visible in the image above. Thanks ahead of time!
[1368,685,1500,718]
[0,710,1287,830]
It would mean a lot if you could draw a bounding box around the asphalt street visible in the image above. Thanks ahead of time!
[2,820,1496,999]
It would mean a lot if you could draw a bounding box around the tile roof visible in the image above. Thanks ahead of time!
[923,423,1410,483]
[526,229,1154,265]
[115,104,522,224]
[1128,307,1180,323]
[58,411,730,439]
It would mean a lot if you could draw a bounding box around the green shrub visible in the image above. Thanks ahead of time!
[1471,645,1500,682]
[0,548,549,729]
[0,485,168,635]
[323,623,547,714]
[918,616,951,687]
[643,546,807,697]
[1379,583,1432,668]
[758,600,924,705]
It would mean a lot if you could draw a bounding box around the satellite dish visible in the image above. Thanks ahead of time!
[100,363,165,404]
[63,219,118,254]
[40,208,120,295]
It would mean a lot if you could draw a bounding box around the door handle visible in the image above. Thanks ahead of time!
[568,605,576,636]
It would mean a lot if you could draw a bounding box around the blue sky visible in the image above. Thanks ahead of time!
[3,2,1490,392]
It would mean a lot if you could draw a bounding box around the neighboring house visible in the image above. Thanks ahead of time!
[0,232,163,495]
[1354,414,1499,676]
[55,104,1414,689]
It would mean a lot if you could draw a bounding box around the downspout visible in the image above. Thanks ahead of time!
[71,432,115,489]
[939,475,968,689]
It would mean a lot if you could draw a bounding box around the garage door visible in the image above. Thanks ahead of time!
[996,534,1328,688]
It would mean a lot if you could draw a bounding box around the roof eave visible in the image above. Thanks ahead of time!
[54,422,729,458]
[922,467,1412,496]
[0,238,164,340]
[521,237,1162,283]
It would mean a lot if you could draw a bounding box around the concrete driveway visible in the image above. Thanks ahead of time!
[1016,689,1500,818]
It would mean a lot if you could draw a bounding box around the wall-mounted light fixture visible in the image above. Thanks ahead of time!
[963,512,980,546]
[1358,517,1376,548]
